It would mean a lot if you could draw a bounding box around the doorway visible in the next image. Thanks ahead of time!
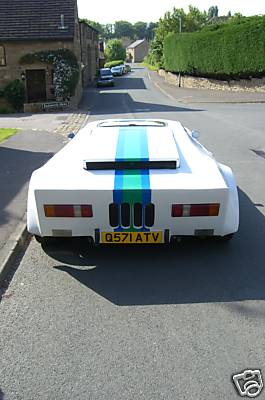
[26,69,47,102]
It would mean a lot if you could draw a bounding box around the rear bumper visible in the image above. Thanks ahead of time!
[28,186,239,239]
[97,80,114,86]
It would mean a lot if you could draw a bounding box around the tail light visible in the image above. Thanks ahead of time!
[44,204,93,218]
[172,203,220,217]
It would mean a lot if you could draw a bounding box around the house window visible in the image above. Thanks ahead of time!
[0,45,6,66]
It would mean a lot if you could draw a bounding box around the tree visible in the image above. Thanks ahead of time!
[134,21,147,39]
[208,6,219,19]
[147,6,208,67]
[185,5,208,32]
[146,22,157,40]
[103,24,114,40]
[105,39,126,61]
[114,21,135,39]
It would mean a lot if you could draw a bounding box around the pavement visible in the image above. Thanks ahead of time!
[0,109,89,286]
[148,70,265,104]
[0,69,264,287]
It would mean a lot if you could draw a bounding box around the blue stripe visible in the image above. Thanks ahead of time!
[113,127,151,231]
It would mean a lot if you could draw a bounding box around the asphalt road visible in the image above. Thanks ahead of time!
[1,67,265,400]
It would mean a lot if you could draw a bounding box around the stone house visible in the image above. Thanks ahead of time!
[0,0,99,111]
[126,39,149,63]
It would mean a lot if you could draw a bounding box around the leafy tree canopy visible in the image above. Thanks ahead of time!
[114,21,135,39]
[105,39,126,62]
[208,6,219,18]
[80,19,156,41]
[134,21,148,39]
[147,6,208,67]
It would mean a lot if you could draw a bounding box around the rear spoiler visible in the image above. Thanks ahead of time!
[83,160,178,170]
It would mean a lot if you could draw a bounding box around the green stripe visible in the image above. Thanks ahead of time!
[114,127,150,231]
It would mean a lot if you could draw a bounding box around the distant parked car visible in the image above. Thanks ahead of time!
[120,65,126,74]
[111,66,123,76]
[97,68,114,87]
[124,64,131,73]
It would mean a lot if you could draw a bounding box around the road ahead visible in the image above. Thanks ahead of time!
[1,67,265,400]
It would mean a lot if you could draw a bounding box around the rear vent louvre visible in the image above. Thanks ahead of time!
[134,203,142,227]
[109,203,155,228]
[109,203,119,227]
[121,203,130,227]
[84,160,176,170]
[145,203,155,227]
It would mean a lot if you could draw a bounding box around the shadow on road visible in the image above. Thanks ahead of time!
[0,147,53,227]
[44,189,265,307]
[0,388,4,400]
[111,77,147,90]
[89,92,203,115]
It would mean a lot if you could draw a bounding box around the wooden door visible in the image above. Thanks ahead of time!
[26,69,47,102]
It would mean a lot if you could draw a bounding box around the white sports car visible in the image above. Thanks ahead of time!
[27,119,239,244]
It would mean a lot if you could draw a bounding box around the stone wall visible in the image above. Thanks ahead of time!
[79,23,99,87]
[134,40,149,63]
[0,39,83,108]
[158,69,265,93]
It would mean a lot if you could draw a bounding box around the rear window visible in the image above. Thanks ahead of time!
[100,69,111,76]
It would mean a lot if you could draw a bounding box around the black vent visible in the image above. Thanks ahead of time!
[109,203,119,227]
[121,203,130,227]
[134,203,142,227]
[109,203,155,228]
[145,203,155,227]
[84,160,176,170]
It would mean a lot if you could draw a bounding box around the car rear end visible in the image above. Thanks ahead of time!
[97,68,114,87]
[28,119,239,244]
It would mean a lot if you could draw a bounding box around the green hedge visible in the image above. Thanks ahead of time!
[104,60,124,68]
[164,16,265,79]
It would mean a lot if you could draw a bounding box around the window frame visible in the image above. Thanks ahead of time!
[0,45,6,66]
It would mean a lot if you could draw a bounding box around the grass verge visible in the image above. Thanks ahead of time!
[141,62,160,71]
[0,128,19,144]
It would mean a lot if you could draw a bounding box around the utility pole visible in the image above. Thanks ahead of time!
[178,16,182,87]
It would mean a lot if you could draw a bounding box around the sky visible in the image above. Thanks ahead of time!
[77,0,265,24]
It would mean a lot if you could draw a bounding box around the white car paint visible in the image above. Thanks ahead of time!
[27,119,239,241]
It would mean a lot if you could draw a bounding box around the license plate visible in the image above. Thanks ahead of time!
[101,231,163,244]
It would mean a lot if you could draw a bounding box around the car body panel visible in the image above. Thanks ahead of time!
[27,119,239,240]
[111,66,123,76]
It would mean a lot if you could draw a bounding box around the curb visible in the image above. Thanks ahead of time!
[0,217,30,287]
[0,111,91,288]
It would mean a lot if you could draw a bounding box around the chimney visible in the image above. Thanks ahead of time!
[59,14,68,30]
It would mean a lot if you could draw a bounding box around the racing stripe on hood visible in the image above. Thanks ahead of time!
[114,127,151,231]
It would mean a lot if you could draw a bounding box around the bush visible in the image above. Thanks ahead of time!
[104,60,124,68]
[0,107,14,114]
[164,16,265,79]
[105,39,126,62]
[4,80,25,111]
